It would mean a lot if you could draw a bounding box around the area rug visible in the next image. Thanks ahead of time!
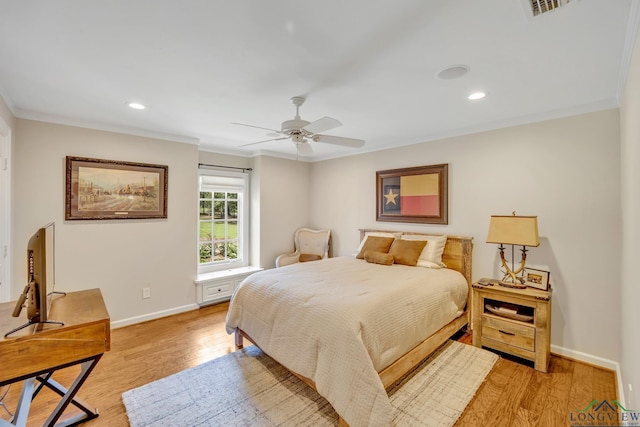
[122,340,498,427]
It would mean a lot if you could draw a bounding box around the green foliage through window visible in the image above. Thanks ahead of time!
[199,190,240,264]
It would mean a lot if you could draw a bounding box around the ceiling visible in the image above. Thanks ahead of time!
[0,0,637,161]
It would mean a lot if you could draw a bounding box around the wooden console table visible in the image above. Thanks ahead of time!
[0,289,110,426]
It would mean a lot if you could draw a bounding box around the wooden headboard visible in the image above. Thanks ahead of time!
[358,229,473,285]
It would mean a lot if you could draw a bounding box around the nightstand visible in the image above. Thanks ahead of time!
[471,280,551,372]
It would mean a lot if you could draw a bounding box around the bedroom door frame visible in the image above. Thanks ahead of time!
[0,116,11,302]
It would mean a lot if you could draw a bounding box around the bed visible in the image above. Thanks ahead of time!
[225,229,473,427]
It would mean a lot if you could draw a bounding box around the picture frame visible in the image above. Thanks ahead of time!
[376,164,448,224]
[65,156,168,220]
[524,268,550,291]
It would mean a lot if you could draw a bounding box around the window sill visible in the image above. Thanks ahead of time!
[194,266,263,285]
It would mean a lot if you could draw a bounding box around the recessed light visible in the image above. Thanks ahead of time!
[128,102,146,110]
[468,92,487,100]
[436,65,470,80]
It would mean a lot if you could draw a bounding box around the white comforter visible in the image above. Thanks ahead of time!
[225,256,468,427]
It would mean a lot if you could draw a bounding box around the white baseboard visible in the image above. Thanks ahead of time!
[551,344,625,406]
[110,303,199,329]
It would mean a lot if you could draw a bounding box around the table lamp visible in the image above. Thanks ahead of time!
[486,213,539,286]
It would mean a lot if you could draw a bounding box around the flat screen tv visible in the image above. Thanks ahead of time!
[4,222,64,337]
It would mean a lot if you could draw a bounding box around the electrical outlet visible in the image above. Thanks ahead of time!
[142,287,151,299]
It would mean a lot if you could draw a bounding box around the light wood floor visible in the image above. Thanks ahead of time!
[0,301,618,426]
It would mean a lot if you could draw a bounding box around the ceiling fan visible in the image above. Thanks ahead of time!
[233,96,365,155]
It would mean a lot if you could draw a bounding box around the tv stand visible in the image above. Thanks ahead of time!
[0,289,110,426]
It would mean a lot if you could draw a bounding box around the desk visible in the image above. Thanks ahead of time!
[0,289,110,426]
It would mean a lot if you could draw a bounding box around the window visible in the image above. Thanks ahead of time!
[198,169,249,273]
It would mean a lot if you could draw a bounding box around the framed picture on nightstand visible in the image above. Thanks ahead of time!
[524,268,550,291]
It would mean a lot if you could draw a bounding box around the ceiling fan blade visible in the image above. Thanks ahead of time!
[239,137,288,147]
[302,116,342,134]
[232,122,282,134]
[296,141,313,156]
[313,134,365,148]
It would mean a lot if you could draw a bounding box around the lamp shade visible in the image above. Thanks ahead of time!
[486,215,540,246]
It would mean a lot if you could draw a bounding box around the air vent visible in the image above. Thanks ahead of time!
[528,0,577,16]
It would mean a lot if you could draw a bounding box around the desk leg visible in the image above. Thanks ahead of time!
[39,357,101,427]
[9,377,35,426]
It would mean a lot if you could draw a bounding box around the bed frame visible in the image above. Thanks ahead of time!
[234,230,473,426]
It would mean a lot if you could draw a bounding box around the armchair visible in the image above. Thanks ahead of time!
[275,228,331,267]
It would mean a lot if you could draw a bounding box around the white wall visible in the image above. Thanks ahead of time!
[310,110,622,363]
[0,95,15,303]
[9,119,309,324]
[0,93,15,130]
[13,119,199,324]
[253,155,310,268]
[199,151,253,170]
[620,20,640,408]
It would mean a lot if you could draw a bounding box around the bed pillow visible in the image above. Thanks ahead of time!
[416,260,445,269]
[355,236,395,259]
[400,234,448,268]
[388,238,427,266]
[299,253,322,262]
[354,232,399,256]
[364,250,394,265]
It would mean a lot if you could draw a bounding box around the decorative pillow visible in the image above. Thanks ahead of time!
[416,260,444,269]
[354,232,399,256]
[400,234,448,268]
[364,250,394,266]
[299,253,322,263]
[388,239,427,266]
[355,236,395,259]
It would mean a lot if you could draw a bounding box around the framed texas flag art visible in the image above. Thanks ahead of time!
[376,164,448,224]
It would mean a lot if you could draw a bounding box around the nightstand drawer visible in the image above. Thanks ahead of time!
[482,315,535,351]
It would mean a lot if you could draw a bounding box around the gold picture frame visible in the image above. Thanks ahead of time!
[65,156,168,220]
[524,268,550,291]
[376,164,448,224]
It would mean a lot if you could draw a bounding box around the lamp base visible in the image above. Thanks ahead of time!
[497,245,529,287]
[497,280,527,289]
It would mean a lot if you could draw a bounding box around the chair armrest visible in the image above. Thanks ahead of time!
[275,253,300,267]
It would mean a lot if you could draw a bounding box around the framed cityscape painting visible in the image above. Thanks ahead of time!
[65,156,168,220]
